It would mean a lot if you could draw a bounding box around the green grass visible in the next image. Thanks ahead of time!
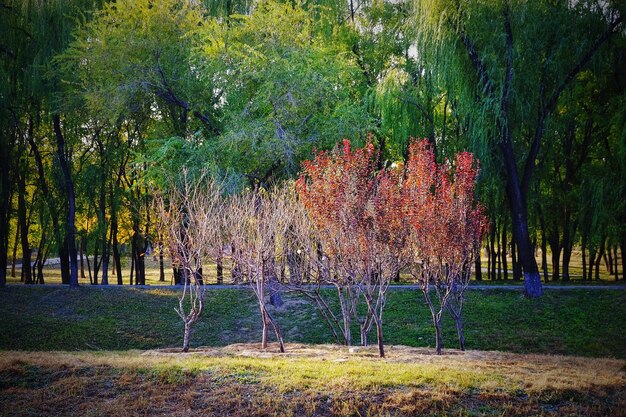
[1,286,626,416]
[0,286,625,358]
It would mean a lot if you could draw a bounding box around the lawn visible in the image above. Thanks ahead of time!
[1,347,624,416]
[1,286,625,416]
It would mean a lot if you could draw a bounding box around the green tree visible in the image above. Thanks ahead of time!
[413,0,624,296]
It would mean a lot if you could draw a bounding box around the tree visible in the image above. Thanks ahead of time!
[154,171,224,352]
[225,185,297,353]
[197,0,372,188]
[413,0,624,297]
[403,140,486,354]
[296,139,407,357]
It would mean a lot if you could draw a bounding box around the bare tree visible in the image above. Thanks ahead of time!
[225,185,296,353]
[155,170,224,352]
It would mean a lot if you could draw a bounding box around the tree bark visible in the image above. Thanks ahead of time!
[11,222,19,278]
[474,248,482,281]
[17,167,32,284]
[53,115,78,287]
[159,241,165,282]
[216,251,223,284]
[501,221,508,280]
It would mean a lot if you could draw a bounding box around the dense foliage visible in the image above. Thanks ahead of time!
[1,0,625,296]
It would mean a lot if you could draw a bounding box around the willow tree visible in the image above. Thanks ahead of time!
[1,0,106,287]
[413,0,624,297]
[196,0,372,187]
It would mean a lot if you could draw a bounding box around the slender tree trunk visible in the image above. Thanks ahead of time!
[111,216,122,285]
[93,242,99,285]
[79,238,85,279]
[129,244,135,286]
[604,244,613,275]
[86,251,93,285]
[486,241,492,281]
[455,315,465,351]
[490,220,497,280]
[216,251,223,284]
[511,235,522,281]
[562,240,573,282]
[11,222,19,278]
[582,235,587,281]
[540,214,549,282]
[595,239,605,280]
[502,222,508,280]
[434,318,443,355]
[375,315,385,358]
[588,247,596,281]
[159,241,165,282]
[613,245,619,281]
[53,115,78,287]
[619,236,626,281]
[549,236,561,281]
[0,136,12,287]
[17,169,32,285]
[182,321,191,353]
[496,219,502,280]
[474,247,482,281]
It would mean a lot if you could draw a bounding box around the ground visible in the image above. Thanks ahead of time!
[1,344,625,416]
[1,286,625,416]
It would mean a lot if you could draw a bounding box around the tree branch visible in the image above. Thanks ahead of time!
[521,13,623,196]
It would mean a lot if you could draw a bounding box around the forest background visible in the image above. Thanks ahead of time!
[1,0,625,297]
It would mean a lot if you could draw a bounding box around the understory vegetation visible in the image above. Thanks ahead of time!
[0,286,625,358]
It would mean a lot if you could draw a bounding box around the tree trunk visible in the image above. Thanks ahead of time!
[619,236,626,281]
[549,237,561,282]
[182,321,191,353]
[500,139,543,297]
[562,241,573,282]
[540,215,549,283]
[53,115,78,287]
[489,220,497,280]
[11,222,19,278]
[582,235,587,281]
[79,238,85,279]
[434,318,443,355]
[588,247,596,281]
[613,245,619,281]
[502,222,508,280]
[375,316,385,358]
[455,314,465,351]
[595,240,605,280]
[474,248,482,281]
[17,168,32,285]
[159,242,165,282]
[216,251,223,284]
[129,244,135,286]
[486,240,492,281]
[0,133,12,287]
[496,218,502,280]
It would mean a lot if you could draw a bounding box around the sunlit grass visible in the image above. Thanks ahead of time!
[1,347,624,416]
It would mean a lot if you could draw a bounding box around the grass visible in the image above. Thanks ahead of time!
[2,286,626,415]
[1,347,625,416]
[0,286,625,358]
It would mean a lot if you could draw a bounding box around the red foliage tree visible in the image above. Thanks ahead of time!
[403,139,487,354]
[296,140,406,357]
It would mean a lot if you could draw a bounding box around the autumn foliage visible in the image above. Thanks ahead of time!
[296,140,406,357]
[297,138,486,356]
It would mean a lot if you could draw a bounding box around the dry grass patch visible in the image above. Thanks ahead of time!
[1,345,625,416]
